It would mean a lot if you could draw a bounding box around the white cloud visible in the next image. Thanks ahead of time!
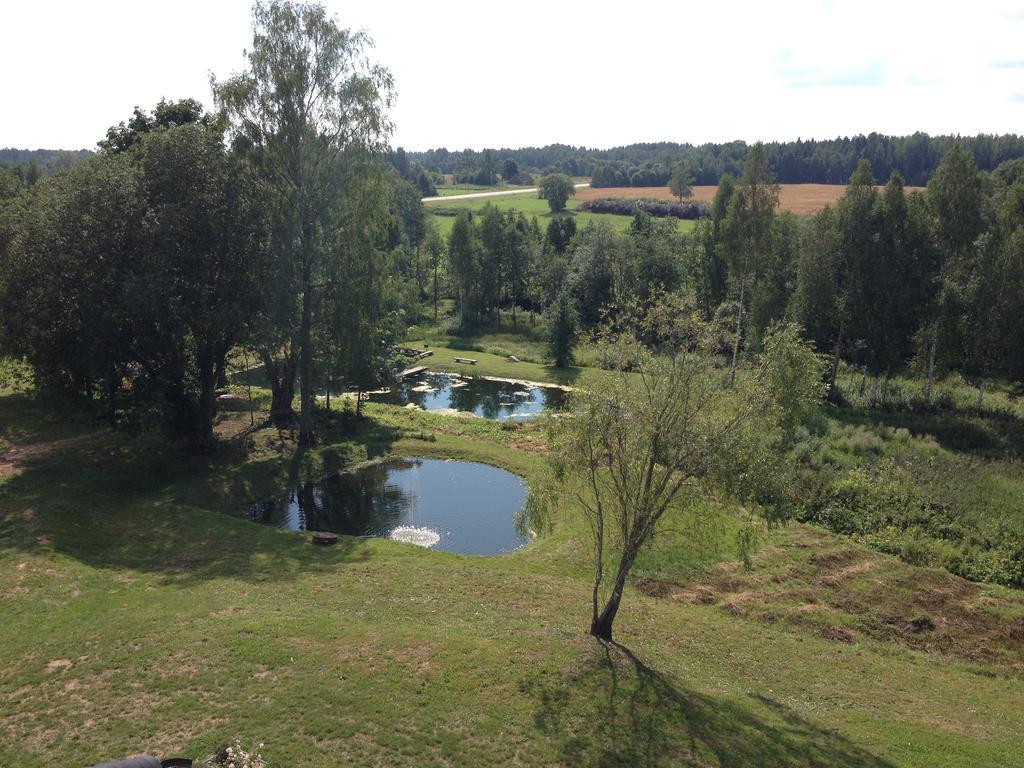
[2,0,1023,150]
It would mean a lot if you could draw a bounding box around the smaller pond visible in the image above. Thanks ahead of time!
[368,371,569,420]
[247,457,530,555]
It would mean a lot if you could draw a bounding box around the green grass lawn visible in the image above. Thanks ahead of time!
[3,358,1024,767]
[426,189,698,238]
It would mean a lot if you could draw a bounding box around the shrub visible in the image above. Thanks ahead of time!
[545,291,579,367]
[578,197,710,220]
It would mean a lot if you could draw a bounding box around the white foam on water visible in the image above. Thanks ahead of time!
[389,525,441,548]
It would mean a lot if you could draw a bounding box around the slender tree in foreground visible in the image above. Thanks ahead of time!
[546,319,825,641]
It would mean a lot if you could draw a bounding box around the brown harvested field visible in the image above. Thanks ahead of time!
[575,183,926,215]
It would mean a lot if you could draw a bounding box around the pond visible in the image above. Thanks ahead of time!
[368,371,569,420]
[247,457,530,555]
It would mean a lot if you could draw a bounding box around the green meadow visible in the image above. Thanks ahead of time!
[3,345,1024,768]
[425,189,698,237]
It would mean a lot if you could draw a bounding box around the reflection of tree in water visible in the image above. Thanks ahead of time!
[542,387,569,412]
[450,379,534,419]
[365,372,562,419]
[249,459,420,535]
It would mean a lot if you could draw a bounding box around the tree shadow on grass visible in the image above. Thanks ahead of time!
[832,404,1024,460]
[528,640,895,768]
[0,406,404,586]
[541,364,583,388]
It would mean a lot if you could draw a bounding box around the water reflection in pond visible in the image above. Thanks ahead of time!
[248,457,529,555]
[369,372,568,420]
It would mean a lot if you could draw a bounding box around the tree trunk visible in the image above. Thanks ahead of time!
[433,266,439,325]
[828,322,843,401]
[923,320,939,402]
[197,350,217,453]
[729,275,746,387]
[298,258,315,448]
[105,366,119,424]
[859,365,868,395]
[590,565,630,642]
[260,349,297,425]
[414,246,425,300]
[243,350,254,427]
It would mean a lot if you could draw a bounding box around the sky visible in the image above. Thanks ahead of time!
[3,0,1024,152]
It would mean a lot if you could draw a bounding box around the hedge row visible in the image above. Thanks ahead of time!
[578,197,709,220]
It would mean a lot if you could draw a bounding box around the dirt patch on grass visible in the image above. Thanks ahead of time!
[641,526,1024,675]
[0,433,100,478]
[576,184,925,215]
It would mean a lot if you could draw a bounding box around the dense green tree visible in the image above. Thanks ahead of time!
[503,211,538,325]
[545,290,578,367]
[320,161,401,412]
[477,204,506,321]
[619,212,681,302]
[132,122,273,449]
[567,221,618,328]
[474,149,499,186]
[98,98,209,154]
[722,143,779,384]
[833,160,881,385]
[423,224,446,324]
[24,159,41,187]
[668,161,694,202]
[693,173,735,316]
[0,154,144,406]
[923,143,985,399]
[790,205,841,363]
[748,211,799,351]
[545,217,576,254]
[0,117,272,450]
[447,210,480,327]
[538,173,575,212]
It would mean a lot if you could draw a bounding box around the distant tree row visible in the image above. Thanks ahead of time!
[409,133,1024,187]
[0,148,93,178]
[385,146,441,197]
[694,143,1024,396]
[457,141,1022,398]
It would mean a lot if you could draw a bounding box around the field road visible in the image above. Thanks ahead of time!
[422,183,590,203]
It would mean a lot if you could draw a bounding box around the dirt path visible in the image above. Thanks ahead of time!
[422,183,589,203]
[0,433,99,478]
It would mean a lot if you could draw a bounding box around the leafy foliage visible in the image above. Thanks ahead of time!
[578,197,708,219]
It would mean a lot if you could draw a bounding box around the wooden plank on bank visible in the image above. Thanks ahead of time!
[399,365,427,379]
